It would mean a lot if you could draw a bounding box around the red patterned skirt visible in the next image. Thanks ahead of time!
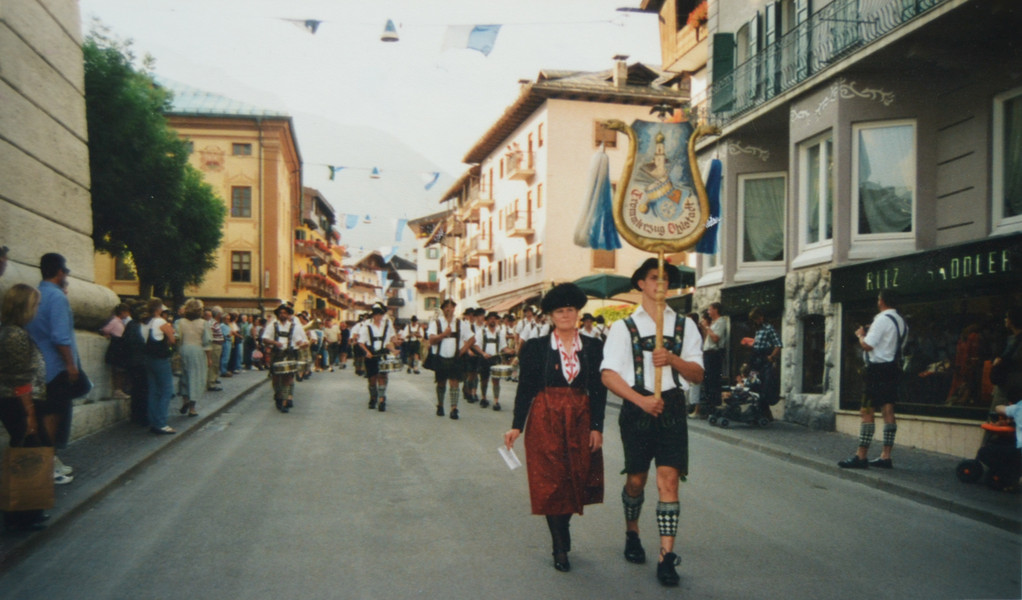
[524,387,604,515]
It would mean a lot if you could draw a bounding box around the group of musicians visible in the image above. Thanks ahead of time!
[262,298,611,418]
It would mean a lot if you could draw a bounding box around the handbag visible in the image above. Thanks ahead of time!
[146,323,172,359]
[0,442,55,512]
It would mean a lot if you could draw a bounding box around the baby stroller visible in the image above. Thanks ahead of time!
[955,414,1020,492]
[708,371,771,428]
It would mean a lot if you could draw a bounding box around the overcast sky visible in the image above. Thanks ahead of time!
[78,0,662,256]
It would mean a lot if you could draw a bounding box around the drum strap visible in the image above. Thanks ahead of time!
[367,321,390,351]
[274,321,296,348]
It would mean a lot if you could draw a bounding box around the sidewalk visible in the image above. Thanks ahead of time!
[1,375,1018,572]
[684,413,1021,533]
[0,368,269,570]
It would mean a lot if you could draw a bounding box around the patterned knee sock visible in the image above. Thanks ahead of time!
[882,423,897,448]
[377,375,388,400]
[622,487,644,522]
[449,386,461,408]
[368,379,377,402]
[858,422,875,449]
[436,383,446,405]
[656,501,680,538]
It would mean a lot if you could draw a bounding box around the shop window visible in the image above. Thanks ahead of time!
[839,292,1021,420]
[232,143,252,156]
[594,121,617,148]
[993,87,1022,231]
[592,249,616,270]
[231,187,252,218]
[852,121,915,240]
[114,255,136,281]
[231,251,252,282]
[801,314,825,394]
[738,173,786,264]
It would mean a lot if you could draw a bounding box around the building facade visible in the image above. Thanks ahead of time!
[94,82,302,315]
[293,187,348,320]
[648,0,1022,456]
[437,62,696,312]
[407,212,445,318]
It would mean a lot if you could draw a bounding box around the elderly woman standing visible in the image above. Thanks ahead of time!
[175,298,211,418]
[503,283,607,573]
[140,298,177,434]
[0,284,55,531]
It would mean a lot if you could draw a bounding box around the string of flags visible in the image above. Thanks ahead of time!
[282,16,503,55]
[325,165,441,190]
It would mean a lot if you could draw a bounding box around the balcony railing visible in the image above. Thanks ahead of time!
[468,236,493,256]
[505,209,534,238]
[507,150,535,181]
[709,0,948,123]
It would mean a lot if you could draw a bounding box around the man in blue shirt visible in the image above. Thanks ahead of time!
[26,253,84,484]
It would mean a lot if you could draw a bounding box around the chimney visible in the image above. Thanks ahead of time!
[612,54,629,87]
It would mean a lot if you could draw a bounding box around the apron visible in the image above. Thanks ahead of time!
[524,386,604,515]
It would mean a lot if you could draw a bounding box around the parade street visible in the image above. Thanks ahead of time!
[0,369,1018,600]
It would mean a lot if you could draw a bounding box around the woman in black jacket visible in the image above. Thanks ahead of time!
[503,283,607,573]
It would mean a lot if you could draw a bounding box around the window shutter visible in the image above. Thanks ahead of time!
[711,33,736,113]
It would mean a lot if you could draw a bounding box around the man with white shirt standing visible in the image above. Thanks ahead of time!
[600,258,704,587]
[839,289,907,470]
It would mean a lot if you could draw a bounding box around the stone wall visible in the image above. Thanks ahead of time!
[781,267,837,430]
[1,0,120,442]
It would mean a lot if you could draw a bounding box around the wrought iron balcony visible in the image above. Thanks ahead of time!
[709,0,948,123]
[507,150,535,181]
[505,210,534,238]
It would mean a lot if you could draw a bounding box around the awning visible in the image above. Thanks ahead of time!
[485,293,535,314]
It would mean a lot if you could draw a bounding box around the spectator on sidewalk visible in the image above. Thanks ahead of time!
[26,253,86,485]
[100,303,132,400]
[218,311,233,379]
[696,302,727,418]
[124,301,149,426]
[991,306,1022,412]
[140,298,177,435]
[204,308,224,390]
[839,289,908,470]
[0,283,57,530]
[175,298,210,418]
[741,307,781,420]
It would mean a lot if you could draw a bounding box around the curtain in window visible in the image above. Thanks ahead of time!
[858,125,913,234]
[1005,96,1022,218]
[743,177,785,262]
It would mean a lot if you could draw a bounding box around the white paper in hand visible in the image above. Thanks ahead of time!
[498,446,522,470]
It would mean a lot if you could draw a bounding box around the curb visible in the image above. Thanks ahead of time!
[0,378,269,573]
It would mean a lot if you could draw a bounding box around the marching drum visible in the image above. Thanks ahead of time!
[490,364,513,380]
[378,357,402,373]
[271,360,301,375]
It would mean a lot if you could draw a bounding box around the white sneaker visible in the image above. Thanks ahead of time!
[54,472,74,485]
[54,456,73,476]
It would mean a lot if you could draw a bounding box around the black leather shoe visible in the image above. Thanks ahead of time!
[450,408,459,420]
[378,400,386,412]
[436,405,444,417]
[493,403,501,411]
[657,552,681,586]
[466,396,478,404]
[624,531,646,564]
[479,399,490,408]
[838,455,869,469]
[869,457,893,469]
[368,399,377,410]
[553,551,570,572]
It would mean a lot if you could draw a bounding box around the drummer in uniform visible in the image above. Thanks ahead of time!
[350,313,368,376]
[262,303,309,413]
[404,316,424,374]
[359,303,397,412]
[426,299,474,420]
[477,311,511,411]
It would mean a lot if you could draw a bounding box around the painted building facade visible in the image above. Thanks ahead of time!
[648,0,1022,456]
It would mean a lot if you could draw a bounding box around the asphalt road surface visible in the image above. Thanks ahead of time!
[0,369,1018,599]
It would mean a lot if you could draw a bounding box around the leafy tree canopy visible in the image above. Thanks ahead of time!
[84,26,224,301]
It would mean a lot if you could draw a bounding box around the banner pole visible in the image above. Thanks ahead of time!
[654,249,665,402]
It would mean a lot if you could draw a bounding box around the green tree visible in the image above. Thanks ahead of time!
[83,29,224,301]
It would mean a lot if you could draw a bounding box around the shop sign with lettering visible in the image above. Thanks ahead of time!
[720,276,786,317]
[831,234,1020,303]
